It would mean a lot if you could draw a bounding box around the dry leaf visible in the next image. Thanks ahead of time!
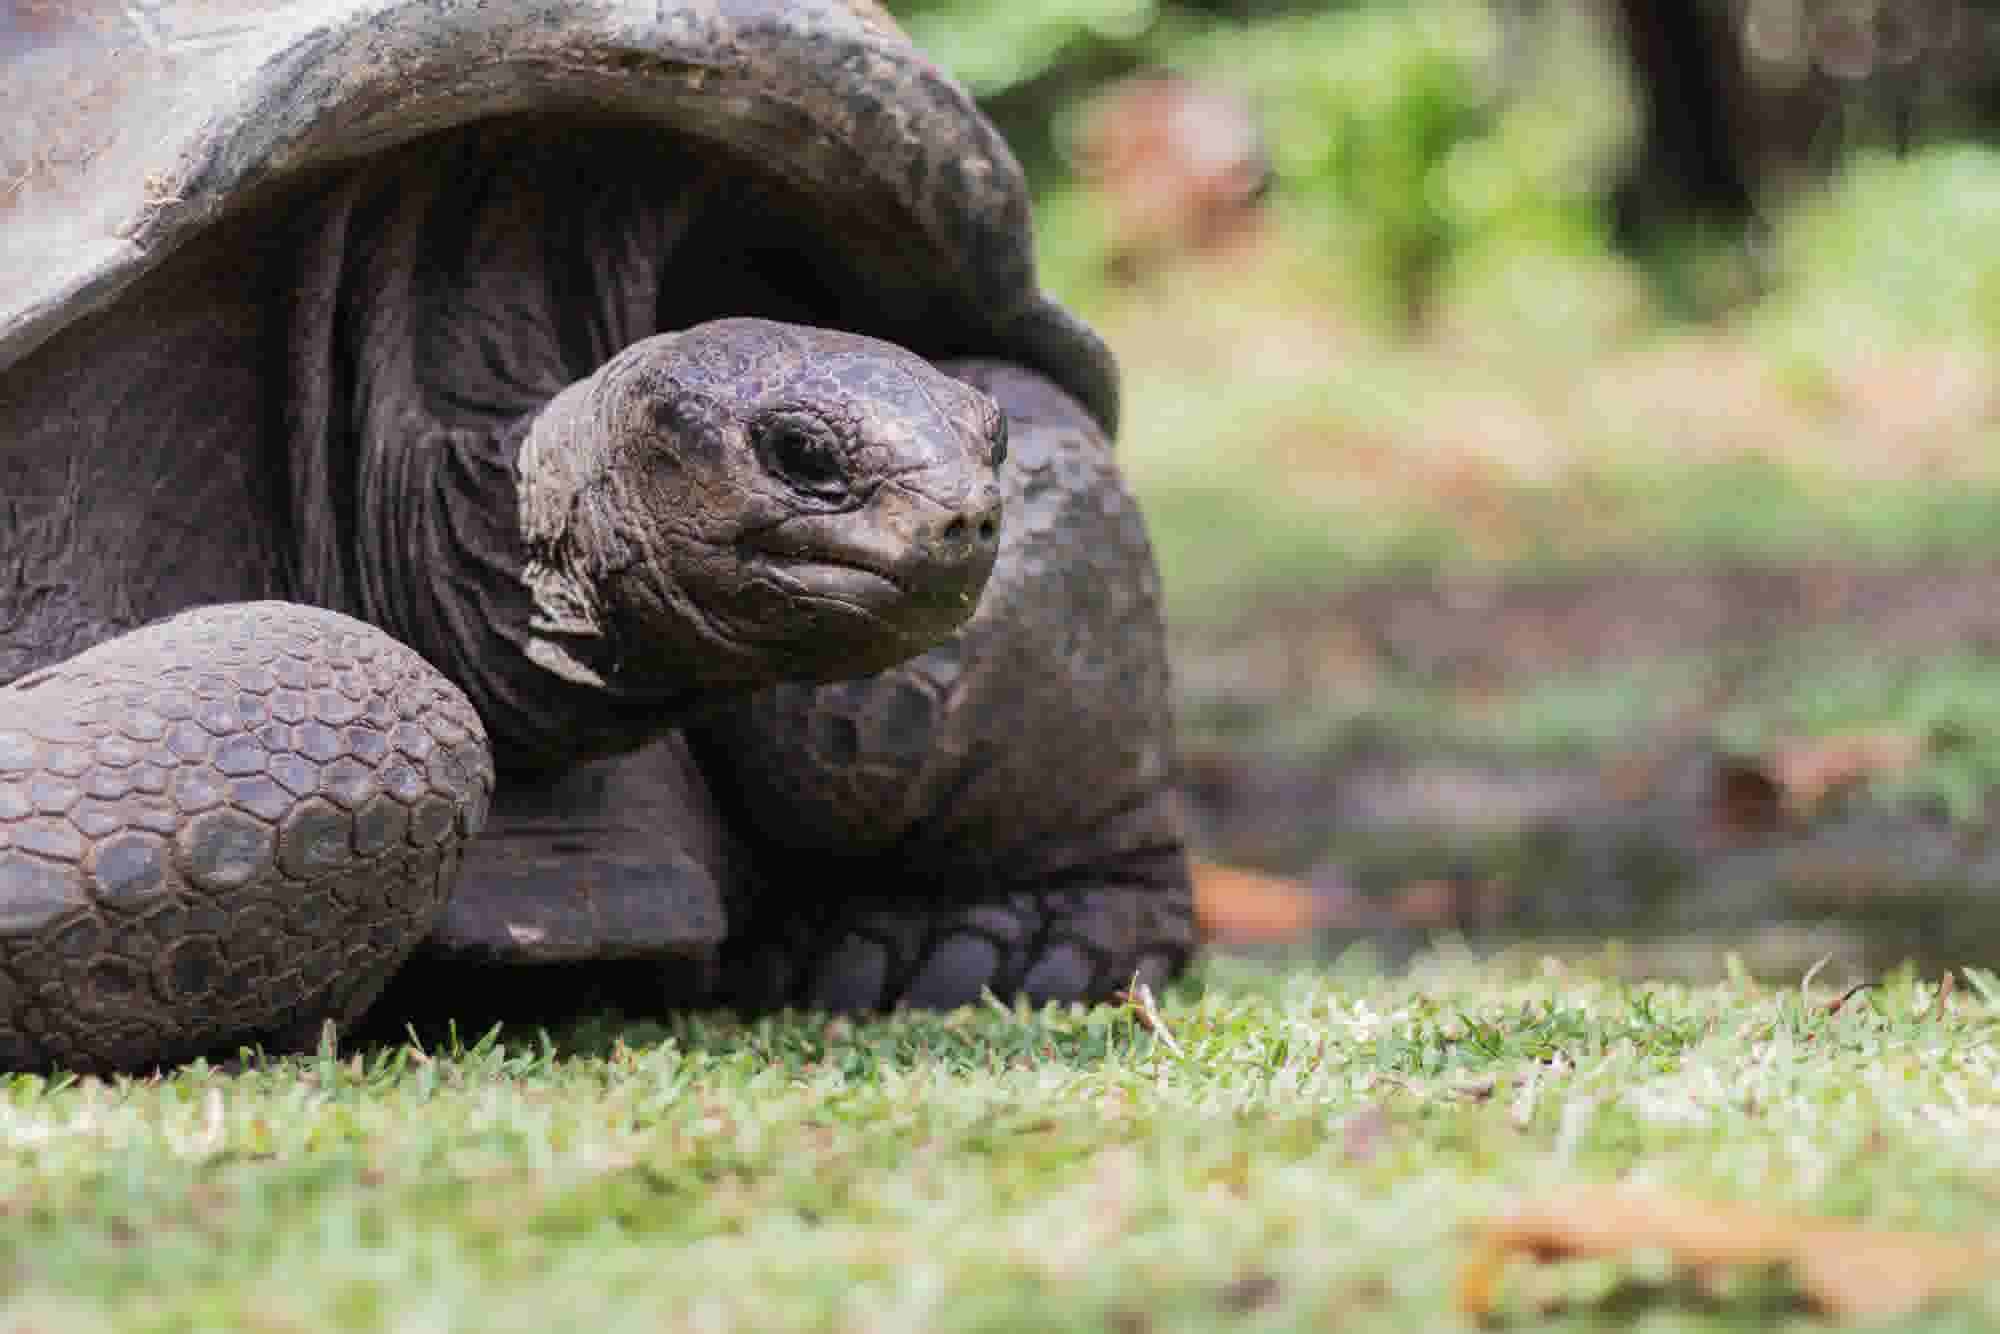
[1459,1184,1996,1322]
[1709,728,1926,838]
[1192,859,1321,944]
[1769,729,1926,814]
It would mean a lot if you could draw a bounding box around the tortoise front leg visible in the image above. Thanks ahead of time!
[0,603,492,1072]
[690,361,1196,1013]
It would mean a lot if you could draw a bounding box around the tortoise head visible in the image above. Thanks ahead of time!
[517,318,1006,692]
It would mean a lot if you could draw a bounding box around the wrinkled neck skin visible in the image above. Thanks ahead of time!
[301,143,752,776]
[509,352,745,697]
[348,406,721,777]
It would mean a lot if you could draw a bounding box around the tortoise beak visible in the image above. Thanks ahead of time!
[746,479,1003,633]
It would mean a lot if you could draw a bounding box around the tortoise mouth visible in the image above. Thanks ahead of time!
[714,553,978,683]
[747,549,985,633]
[752,553,906,605]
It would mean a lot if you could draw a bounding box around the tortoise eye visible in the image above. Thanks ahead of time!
[989,411,1009,467]
[757,415,847,498]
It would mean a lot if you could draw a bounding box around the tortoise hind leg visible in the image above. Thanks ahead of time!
[690,359,1196,1014]
[0,602,492,1073]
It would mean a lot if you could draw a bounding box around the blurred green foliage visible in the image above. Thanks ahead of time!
[894,0,1642,324]
[895,2,2000,828]
[896,0,1999,341]
[1752,143,2000,378]
[894,0,1163,103]
[1183,2,1637,323]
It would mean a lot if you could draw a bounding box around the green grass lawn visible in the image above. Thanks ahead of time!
[5,956,1999,1331]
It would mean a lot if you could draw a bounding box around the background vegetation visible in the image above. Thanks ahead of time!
[890,0,2000,941]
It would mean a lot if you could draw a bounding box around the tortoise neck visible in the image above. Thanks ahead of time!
[351,412,702,774]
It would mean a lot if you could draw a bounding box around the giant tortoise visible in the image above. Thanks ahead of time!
[0,0,1193,1071]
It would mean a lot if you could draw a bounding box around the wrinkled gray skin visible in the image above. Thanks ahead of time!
[497,319,1006,712]
[0,6,1194,1072]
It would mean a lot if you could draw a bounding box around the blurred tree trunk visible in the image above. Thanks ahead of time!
[1607,0,1760,237]
[1602,0,1996,240]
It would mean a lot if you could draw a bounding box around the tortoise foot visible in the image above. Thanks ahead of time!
[718,852,1195,1014]
[0,602,492,1073]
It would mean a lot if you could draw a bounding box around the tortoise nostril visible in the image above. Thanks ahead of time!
[941,516,970,544]
[977,517,998,543]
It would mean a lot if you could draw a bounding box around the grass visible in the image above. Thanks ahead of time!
[2,957,1998,1330]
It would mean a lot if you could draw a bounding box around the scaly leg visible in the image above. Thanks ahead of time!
[0,603,492,1072]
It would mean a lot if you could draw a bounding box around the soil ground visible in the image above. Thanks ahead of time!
[1175,562,2000,979]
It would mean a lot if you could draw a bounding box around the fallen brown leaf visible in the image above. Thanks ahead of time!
[1716,729,1929,834]
[1707,728,1926,839]
[1192,859,1321,944]
[1459,1184,1996,1322]
[1771,728,1927,814]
